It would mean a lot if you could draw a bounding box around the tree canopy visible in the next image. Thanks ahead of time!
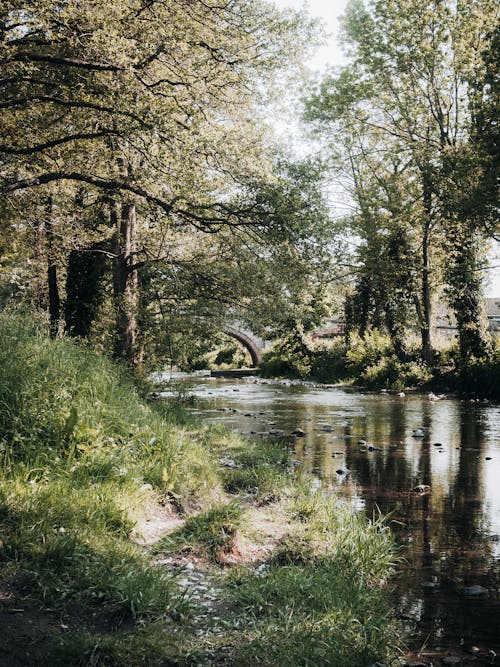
[305,0,499,362]
[1,0,331,368]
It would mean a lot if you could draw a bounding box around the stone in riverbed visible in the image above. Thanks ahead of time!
[411,484,431,494]
[458,584,489,597]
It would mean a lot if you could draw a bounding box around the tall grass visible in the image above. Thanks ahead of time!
[0,310,402,665]
[226,488,400,666]
[0,310,219,498]
[0,310,214,632]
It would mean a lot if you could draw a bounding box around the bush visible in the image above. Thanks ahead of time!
[345,330,392,376]
[309,341,348,383]
[260,333,312,379]
[361,356,432,390]
[457,342,500,398]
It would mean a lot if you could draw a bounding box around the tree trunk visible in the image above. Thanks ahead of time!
[385,305,406,361]
[112,198,142,369]
[420,172,434,365]
[45,197,60,337]
[33,218,46,310]
[65,245,108,338]
[446,234,490,362]
[65,191,109,338]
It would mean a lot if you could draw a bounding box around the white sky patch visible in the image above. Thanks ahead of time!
[273,0,348,72]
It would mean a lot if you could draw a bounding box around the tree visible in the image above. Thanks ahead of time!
[304,0,497,362]
[1,0,320,367]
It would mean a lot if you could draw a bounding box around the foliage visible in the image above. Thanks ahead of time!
[309,341,350,383]
[0,0,330,369]
[455,341,500,399]
[0,311,401,665]
[266,331,435,390]
[345,331,393,377]
[0,309,218,498]
[360,357,432,390]
[260,330,313,379]
[304,0,497,364]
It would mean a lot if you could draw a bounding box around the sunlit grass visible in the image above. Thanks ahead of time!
[0,310,402,666]
[155,502,244,561]
[224,488,400,667]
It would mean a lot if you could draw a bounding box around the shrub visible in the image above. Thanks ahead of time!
[309,341,349,383]
[457,342,500,398]
[260,332,312,379]
[345,330,392,377]
[361,356,432,390]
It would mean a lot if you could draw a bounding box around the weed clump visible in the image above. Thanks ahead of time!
[156,502,244,562]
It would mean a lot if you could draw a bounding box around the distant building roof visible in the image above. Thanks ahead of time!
[486,298,500,319]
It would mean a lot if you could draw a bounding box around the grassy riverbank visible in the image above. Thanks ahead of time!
[0,312,401,666]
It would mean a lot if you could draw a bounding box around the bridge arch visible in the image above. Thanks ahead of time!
[223,325,263,367]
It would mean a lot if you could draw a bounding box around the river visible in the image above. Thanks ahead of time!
[163,374,500,657]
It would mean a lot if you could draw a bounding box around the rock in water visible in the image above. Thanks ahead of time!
[411,484,431,494]
[459,584,489,597]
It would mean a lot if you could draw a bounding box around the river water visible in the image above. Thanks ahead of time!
[165,374,500,657]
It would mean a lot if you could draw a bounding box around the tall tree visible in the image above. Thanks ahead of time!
[305,0,497,362]
[1,0,319,367]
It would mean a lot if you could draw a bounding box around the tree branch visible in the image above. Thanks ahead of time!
[8,52,126,72]
[0,130,115,155]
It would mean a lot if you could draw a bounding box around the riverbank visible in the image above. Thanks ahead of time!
[0,313,400,666]
[171,373,500,665]
[257,333,500,400]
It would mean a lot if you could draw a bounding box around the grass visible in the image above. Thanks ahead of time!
[155,502,244,561]
[48,622,190,666]
[223,489,400,666]
[219,438,293,500]
[0,310,402,666]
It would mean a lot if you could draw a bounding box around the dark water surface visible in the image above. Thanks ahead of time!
[165,375,500,656]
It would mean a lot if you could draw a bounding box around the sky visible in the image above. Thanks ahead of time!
[272,0,500,297]
[273,0,349,71]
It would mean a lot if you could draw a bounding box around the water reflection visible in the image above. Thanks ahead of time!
[168,377,500,654]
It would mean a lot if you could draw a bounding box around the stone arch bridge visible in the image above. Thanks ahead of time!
[223,325,268,367]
